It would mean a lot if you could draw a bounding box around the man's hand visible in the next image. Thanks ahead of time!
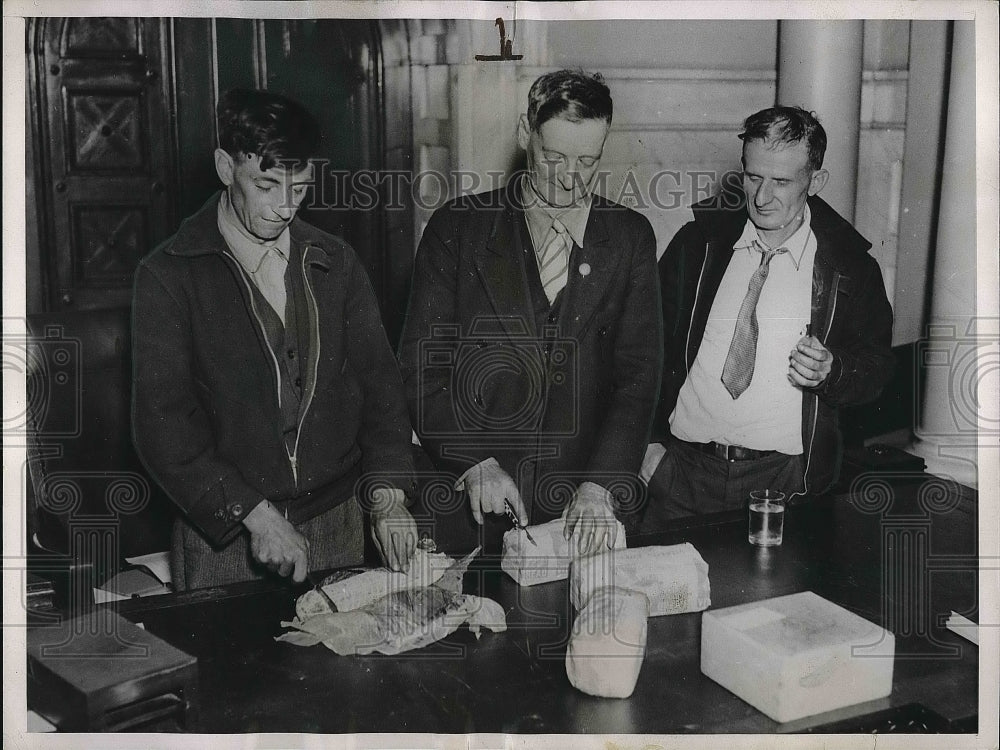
[788,334,834,388]
[454,457,526,526]
[563,481,618,557]
[242,500,309,583]
[640,442,667,485]
[370,487,417,573]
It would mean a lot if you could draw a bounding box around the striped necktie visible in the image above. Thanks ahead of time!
[720,242,787,399]
[537,217,571,304]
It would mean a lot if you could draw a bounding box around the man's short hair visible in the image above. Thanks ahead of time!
[526,69,613,131]
[216,88,320,171]
[739,106,827,171]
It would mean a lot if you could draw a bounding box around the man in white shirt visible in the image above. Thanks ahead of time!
[641,106,894,524]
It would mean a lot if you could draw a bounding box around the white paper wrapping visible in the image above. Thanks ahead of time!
[570,543,711,616]
[501,518,627,587]
[295,548,453,619]
[279,548,507,655]
[279,591,507,656]
[565,586,649,698]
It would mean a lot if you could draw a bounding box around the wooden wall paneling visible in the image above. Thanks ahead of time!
[259,20,392,329]
[348,21,384,308]
[262,19,357,243]
[26,19,49,314]
[171,18,220,220]
[34,17,178,311]
[212,18,259,96]
[379,19,416,348]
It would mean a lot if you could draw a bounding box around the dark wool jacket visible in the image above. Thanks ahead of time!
[655,179,894,494]
[132,193,416,546]
[398,183,662,526]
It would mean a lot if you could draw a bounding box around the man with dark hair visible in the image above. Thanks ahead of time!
[641,105,894,525]
[133,89,418,590]
[399,69,662,555]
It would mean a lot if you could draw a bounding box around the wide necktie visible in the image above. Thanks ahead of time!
[720,243,787,399]
[537,217,571,304]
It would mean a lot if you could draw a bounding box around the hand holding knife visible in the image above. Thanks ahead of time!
[504,498,537,546]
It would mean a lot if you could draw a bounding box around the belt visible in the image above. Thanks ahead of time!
[683,439,777,462]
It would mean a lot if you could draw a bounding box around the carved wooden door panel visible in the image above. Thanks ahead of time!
[32,17,176,310]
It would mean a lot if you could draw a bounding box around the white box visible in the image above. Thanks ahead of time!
[700,591,895,723]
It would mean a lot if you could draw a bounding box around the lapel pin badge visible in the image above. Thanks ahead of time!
[578,263,591,277]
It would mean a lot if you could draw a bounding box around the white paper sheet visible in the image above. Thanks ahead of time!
[946,611,979,645]
[124,550,172,585]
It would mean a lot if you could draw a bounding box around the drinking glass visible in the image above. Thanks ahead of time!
[748,489,785,546]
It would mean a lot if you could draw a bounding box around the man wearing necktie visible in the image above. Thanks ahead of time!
[132,89,418,589]
[399,70,662,555]
[640,106,894,525]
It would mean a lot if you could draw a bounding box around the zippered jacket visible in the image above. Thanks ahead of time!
[132,193,417,546]
[655,178,894,494]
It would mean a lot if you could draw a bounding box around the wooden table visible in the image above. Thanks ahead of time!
[105,471,978,734]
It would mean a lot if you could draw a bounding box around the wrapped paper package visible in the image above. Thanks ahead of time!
[570,543,711,615]
[565,587,649,698]
[701,591,895,723]
[277,549,507,655]
[295,548,453,619]
[501,518,627,587]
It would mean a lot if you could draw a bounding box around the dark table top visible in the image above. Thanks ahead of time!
[109,471,979,735]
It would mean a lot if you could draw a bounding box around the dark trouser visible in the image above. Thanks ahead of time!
[640,437,805,534]
[171,497,365,591]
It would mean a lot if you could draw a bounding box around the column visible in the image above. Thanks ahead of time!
[894,22,950,344]
[777,20,864,221]
[909,21,981,489]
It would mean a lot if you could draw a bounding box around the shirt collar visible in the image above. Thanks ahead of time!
[520,174,592,249]
[217,190,290,269]
[734,203,813,270]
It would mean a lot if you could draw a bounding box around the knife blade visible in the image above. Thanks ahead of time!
[306,570,339,613]
[504,498,537,546]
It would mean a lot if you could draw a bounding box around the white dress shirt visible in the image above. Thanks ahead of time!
[670,204,817,454]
